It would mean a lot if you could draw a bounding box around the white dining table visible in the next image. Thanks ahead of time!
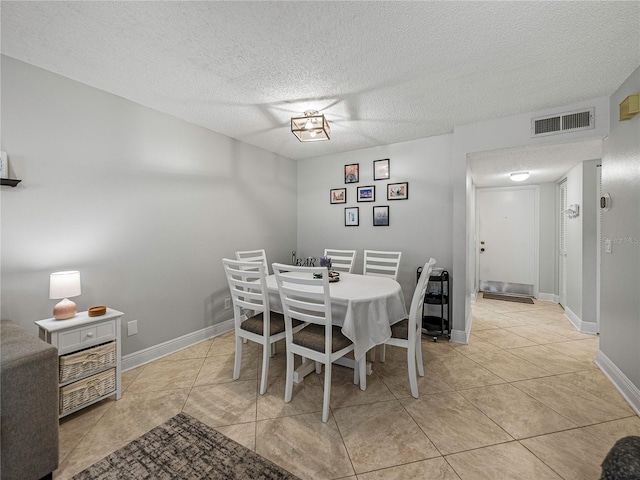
[265,272,408,387]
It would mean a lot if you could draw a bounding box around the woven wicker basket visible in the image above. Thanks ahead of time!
[59,341,116,383]
[59,368,116,415]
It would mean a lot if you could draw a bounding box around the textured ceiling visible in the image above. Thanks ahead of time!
[468,138,603,188]
[1,1,639,163]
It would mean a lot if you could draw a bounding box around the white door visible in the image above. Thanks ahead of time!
[559,180,568,307]
[477,187,537,296]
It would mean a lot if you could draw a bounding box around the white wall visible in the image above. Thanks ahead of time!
[538,182,557,297]
[597,65,640,414]
[0,56,298,356]
[562,159,599,330]
[565,161,584,320]
[297,135,454,313]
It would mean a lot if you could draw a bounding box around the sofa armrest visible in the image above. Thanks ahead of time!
[1,319,59,480]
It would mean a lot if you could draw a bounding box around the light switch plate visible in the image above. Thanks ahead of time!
[127,320,138,336]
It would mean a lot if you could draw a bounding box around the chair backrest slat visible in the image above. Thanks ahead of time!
[408,258,436,339]
[363,250,402,280]
[222,258,269,321]
[235,249,269,274]
[272,263,332,328]
[323,249,357,273]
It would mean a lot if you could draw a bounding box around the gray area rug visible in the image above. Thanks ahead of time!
[482,292,535,304]
[72,412,300,479]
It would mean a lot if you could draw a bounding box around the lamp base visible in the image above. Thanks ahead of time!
[54,298,77,320]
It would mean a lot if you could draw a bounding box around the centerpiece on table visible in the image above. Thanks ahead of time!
[316,256,340,282]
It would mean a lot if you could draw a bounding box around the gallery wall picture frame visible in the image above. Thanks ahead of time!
[345,207,359,226]
[373,206,389,226]
[344,163,359,184]
[330,188,347,204]
[387,182,408,200]
[357,185,375,202]
[373,158,390,180]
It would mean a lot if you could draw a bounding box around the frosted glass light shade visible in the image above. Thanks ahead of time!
[510,171,530,182]
[50,271,81,299]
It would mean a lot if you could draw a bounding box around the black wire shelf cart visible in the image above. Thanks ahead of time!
[417,266,450,342]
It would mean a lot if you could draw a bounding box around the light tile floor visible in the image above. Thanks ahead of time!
[55,295,640,479]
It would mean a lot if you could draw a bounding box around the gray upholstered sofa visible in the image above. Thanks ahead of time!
[1,319,59,480]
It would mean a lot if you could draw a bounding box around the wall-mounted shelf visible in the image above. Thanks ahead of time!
[1,179,22,187]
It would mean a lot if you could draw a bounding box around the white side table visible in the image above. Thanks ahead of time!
[36,308,123,417]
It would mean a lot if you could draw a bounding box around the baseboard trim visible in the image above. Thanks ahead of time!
[537,292,559,303]
[563,307,597,335]
[595,350,640,417]
[122,319,234,371]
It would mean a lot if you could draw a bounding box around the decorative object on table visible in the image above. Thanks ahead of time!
[344,163,359,184]
[72,413,302,480]
[316,255,340,281]
[291,110,330,142]
[0,151,8,179]
[88,305,107,317]
[330,188,346,204]
[357,185,375,202]
[319,255,332,270]
[387,182,408,200]
[295,256,316,267]
[345,206,359,226]
[373,205,389,226]
[374,158,390,180]
[49,270,81,320]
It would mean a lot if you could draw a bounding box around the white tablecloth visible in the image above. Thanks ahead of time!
[265,273,408,361]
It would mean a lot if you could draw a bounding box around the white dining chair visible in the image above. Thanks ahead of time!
[272,262,361,423]
[323,249,357,273]
[222,258,304,395]
[380,258,436,398]
[235,249,269,274]
[363,250,402,280]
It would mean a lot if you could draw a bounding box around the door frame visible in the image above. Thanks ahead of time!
[475,185,540,298]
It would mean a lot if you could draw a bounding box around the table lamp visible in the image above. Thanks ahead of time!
[50,270,81,320]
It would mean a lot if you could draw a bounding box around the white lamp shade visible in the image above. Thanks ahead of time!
[49,271,81,299]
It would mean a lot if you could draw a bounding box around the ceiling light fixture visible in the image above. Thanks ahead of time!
[291,110,330,142]
[510,171,530,182]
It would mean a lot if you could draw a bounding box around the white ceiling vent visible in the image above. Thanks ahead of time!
[531,108,594,137]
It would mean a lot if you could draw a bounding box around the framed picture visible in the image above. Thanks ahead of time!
[357,185,375,202]
[387,182,408,200]
[345,207,359,226]
[330,188,347,204]
[373,206,389,226]
[374,158,390,180]
[344,163,359,184]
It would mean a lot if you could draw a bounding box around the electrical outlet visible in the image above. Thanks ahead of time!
[127,320,138,336]
[225,298,231,309]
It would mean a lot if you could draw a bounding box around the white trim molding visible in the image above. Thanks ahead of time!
[595,350,640,416]
[122,320,234,371]
[563,307,598,335]
[537,292,559,303]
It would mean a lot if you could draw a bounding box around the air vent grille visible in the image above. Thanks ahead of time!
[532,108,594,137]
